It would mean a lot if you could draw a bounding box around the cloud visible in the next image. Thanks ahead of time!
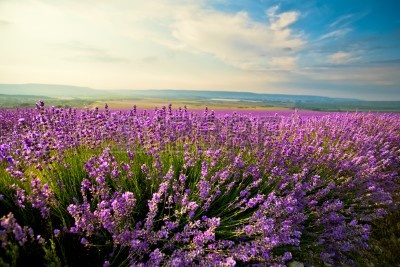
[300,65,400,87]
[322,11,369,41]
[0,19,10,26]
[58,41,129,63]
[329,14,354,28]
[327,51,357,64]
[268,6,299,30]
[141,56,159,64]
[27,1,304,72]
[270,57,297,70]
[329,11,369,28]
[168,5,304,71]
[319,28,351,40]
[369,58,400,64]
[316,12,368,42]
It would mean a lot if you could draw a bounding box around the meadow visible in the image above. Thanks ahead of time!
[0,101,399,266]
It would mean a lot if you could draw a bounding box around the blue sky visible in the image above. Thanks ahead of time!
[0,0,399,100]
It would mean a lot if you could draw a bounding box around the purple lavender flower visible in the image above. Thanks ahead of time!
[53,229,60,237]
[0,212,31,246]
[1,103,400,266]
[81,237,89,246]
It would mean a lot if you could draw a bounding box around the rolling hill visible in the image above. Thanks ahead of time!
[0,83,399,111]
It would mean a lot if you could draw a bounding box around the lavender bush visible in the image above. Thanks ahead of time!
[0,101,399,266]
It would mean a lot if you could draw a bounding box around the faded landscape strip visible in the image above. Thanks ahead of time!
[1,84,399,112]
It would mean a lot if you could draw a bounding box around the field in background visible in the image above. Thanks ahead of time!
[89,99,293,110]
[1,84,399,112]
[1,96,400,113]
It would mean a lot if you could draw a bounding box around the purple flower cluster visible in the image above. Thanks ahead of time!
[0,212,34,247]
[28,178,55,218]
[0,102,399,266]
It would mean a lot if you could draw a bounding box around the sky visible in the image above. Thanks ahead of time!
[0,0,400,100]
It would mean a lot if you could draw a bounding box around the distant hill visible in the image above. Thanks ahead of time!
[0,83,399,111]
[118,89,360,103]
[0,84,357,102]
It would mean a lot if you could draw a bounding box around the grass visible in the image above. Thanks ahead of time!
[354,193,400,267]
[2,142,398,266]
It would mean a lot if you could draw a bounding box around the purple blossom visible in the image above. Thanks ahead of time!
[53,229,60,237]
[0,212,31,246]
[0,103,399,266]
[81,237,89,245]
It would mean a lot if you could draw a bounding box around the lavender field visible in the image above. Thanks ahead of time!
[0,101,399,266]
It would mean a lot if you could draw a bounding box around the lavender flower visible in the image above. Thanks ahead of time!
[0,103,399,266]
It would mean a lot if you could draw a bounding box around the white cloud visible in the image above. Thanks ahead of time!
[270,57,297,70]
[319,28,351,40]
[8,1,304,73]
[300,65,399,86]
[44,1,304,71]
[0,0,304,91]
[0,19,11,26]
[329,12,369,29]
[268,7,299,30]
[327,51,356,64]
[168,5,304,71]
[319,12,368,42]
[329,14,354,28]
[51,41,129,63]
